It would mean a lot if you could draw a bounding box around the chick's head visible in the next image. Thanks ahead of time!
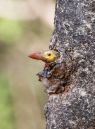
[29,50,57,63]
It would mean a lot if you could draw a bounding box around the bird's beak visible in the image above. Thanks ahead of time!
[28,52,45,61]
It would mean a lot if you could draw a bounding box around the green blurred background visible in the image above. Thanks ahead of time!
[0,0,54,129]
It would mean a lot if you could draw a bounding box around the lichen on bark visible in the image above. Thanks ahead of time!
[40,0,95,129]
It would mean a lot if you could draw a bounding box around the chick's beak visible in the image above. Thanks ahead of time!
[28,52,45,61]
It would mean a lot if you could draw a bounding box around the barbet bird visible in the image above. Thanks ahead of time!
[29,50,64,94]
[29,50,68,94]
[29,50,66,81]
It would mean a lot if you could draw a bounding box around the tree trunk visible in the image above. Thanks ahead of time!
[39,0,95,129]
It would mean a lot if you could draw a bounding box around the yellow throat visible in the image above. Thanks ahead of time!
[43,51,57,63]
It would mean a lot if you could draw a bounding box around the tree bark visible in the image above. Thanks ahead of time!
[39,0,95,129]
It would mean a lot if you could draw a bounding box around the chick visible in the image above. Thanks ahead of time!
[29,50,71,94]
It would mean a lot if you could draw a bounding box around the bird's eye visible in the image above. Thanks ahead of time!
[47,53,51,56]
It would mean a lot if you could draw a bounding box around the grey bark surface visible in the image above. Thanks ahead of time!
[40,0,95,129]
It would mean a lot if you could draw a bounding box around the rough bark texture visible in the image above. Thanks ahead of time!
[40,0,95,129]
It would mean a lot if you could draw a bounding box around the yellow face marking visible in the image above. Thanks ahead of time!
[43,51,56,63]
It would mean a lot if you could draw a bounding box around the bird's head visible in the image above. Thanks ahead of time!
[29,50,57,63]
